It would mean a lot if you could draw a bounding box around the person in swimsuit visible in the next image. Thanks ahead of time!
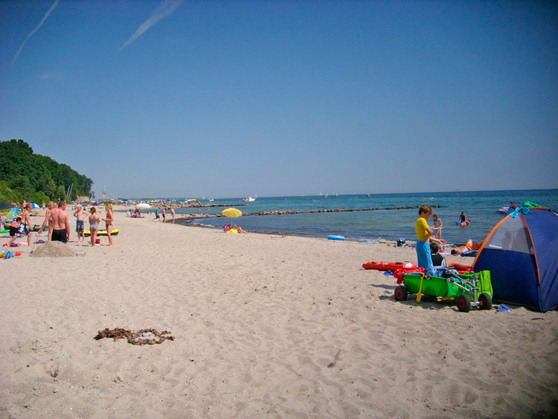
[7,203,32,247]
[89,207,101,246]
[50,201,70,243]
[38,202,56,241]
[432,214,443,240]
[430,242,473,271]
[74,204,87,243]
[102,204,114,246]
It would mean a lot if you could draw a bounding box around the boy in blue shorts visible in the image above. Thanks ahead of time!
[416,204,446,275]
[74,204,87,243]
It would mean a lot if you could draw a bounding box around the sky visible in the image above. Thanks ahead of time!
[1,0,557,199]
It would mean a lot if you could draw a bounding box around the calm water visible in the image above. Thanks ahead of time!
[169,189,558,245]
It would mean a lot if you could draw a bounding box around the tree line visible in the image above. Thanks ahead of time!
[0,139,93,204]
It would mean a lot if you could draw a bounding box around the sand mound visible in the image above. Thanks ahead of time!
[30,241,85,257]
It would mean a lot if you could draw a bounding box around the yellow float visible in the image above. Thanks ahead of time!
[84,229,119,236]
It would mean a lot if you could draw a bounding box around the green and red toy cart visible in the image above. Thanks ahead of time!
[394,268,493,312]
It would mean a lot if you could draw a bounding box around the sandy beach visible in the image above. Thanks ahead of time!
[1,207,557,418]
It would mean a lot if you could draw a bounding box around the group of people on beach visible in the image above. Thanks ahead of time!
[427,211,470,242]
[73,204,114,246]
[73,203,114,246]
[4,201,114,247]
[127,207,143,218]
[5,203,34,247]
[224,224,247,234]
[153,207,175,223]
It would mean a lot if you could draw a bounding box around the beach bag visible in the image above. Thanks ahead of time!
[476,270,493,299]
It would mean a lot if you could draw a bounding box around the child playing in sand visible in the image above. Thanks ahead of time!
[416,204,446,275]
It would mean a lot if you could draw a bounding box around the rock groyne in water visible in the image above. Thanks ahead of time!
[177,205,441,220]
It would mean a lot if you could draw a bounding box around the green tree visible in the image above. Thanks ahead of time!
[0,139,94,202]
[0,180,16,202]
[32,191,50,205]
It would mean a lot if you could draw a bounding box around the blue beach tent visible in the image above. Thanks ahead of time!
[473,204,558,312]
[8,207,20,219]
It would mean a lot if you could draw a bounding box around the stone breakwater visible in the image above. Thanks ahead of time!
[138,203,248,209]
[176,205,441,220]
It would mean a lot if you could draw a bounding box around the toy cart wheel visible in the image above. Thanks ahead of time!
[478,293,492,310]
[457,294,471,312]
[394,286,408,301]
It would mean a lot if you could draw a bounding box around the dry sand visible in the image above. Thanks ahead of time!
[1,207,557,418]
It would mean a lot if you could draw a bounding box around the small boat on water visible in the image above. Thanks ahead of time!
[243,196,256,202]
[497,206,510,214]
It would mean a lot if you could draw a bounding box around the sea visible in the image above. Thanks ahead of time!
[168,189,558,245]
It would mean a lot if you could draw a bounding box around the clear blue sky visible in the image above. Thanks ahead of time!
[1,0,557,199]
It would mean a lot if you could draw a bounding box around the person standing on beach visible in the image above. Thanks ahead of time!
[38,201,56,241]
[21,203,33,246]
[50,201,70,243]
[170,207,175,223]
[89,207,100,246]
[74,205,87,243]
[162,208,166,223]
[102,204,114,246]
[432,214,443,240]
[415,204,446,275]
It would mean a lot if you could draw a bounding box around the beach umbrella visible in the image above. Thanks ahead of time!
[222,207,242,227]
[30,203,40,209]
[222,208,242,218]
[136,203,152,209]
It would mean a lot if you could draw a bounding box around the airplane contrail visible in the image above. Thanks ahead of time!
[120,0,184,51]
[11,0,60,66]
